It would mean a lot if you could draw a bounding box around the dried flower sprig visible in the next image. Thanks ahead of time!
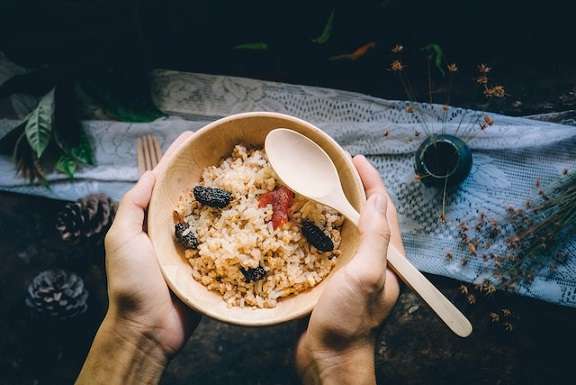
[502,170,576,284]
[454,170,575,290]
[389,43,504,222]
[455,282,517,333]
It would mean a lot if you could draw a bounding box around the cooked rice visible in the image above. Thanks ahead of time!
[175,145,343,308]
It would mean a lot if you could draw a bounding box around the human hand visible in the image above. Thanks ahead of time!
[76,132,199,385]
[296,155,402,385]
[104,132,200,358]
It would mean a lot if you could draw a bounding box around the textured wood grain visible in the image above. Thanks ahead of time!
[147,112,364,326]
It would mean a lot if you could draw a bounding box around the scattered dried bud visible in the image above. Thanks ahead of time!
[477,75,488,85]
[445,252,453,261]
[458,284,469,295]
[384,130,389,137]
[478,64,492,74]
[484,115,494,126]
[467,242,477,255]
[390,60,405,72]
[484,85,506,98]
[447,63,458,72]
[489,313,500,322]
[467,294,476,304]
[485,284,496,295]
[501,308,512,317]
[391,44,404,53]
[405,105,415,113]
[503,322,513,332]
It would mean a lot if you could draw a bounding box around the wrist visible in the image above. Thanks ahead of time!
[102,312,169,365]
[296,333,376,385]
[75,314,168,385]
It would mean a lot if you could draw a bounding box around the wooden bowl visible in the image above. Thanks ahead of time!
[148,112,365,326]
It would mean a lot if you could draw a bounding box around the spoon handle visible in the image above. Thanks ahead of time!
[333,196,472,337]
[386,245,472,337]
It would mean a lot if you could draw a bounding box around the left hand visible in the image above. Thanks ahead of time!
[103,132,200,358]
[76,132,199,385]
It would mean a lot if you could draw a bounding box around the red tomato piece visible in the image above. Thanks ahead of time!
[271,186,294,229]
[258,186,294,229]
[258,191,275,208]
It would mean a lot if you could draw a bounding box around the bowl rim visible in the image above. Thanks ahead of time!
[148,111,365,326]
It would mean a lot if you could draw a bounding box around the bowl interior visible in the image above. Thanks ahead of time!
[148,112,364,326]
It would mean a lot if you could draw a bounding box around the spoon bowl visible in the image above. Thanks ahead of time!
[265,128,340,199]
[266,129,361,224]
[265,128,473,337]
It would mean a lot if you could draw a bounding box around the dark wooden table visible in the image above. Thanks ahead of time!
[1,1,576,380]
[1,180,575,385]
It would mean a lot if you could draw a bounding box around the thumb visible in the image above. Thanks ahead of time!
[112,171,156,235]
[355,192,391,271]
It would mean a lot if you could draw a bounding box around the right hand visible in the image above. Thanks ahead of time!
[296,154,403,385]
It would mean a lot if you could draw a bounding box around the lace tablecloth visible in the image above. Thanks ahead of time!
[1,68,575,307]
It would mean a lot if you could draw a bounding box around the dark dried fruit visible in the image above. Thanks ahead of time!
[240,266,267,282]
[301,220,334,252]
[193,186,232,208]
[175,222,198,249]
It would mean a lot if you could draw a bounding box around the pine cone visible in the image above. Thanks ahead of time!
[25,269,89,320]
[56,193,117,244]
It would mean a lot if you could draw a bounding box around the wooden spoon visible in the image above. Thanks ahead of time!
[265,128,472,337]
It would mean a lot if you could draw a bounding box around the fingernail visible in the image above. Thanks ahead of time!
[370,192,387,214]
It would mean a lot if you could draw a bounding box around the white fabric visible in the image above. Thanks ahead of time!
[1,69,575,307]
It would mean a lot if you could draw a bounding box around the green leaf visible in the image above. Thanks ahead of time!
[312,9,335,45]
[422,43,445,76]
[25,88,55,158]
[69,132,94,165]
[234,42,269,50]
[55,153,77,179]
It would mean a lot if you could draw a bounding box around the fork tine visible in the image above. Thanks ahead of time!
[151,136,162,168]
[144,135,154,171]
[137,135,163,176]
[137,137,146,175]
[147,135,158,169]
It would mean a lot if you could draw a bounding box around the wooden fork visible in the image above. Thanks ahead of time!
[137,135,162,175]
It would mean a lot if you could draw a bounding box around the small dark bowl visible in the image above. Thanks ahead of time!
[414,134,473,187]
